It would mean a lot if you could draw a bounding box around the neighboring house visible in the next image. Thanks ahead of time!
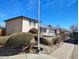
[40,26,56,36]
[0,28,6,36]
[60,28,70,34]
[40,26,62,37]
[56,28,61,35]
[5,16,38,35]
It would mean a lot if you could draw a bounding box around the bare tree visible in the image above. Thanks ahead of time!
[55,25,60,29]
[70,24,78,32]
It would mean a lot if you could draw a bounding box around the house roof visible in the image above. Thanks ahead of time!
[4,16,38,22]
[40,26,55,30]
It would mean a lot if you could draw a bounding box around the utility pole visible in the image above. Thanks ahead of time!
[37,0,40,54]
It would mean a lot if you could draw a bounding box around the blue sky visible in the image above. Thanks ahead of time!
[0,0,78,30]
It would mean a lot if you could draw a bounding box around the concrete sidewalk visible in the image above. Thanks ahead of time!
[26,54,58,59]
[72,45,78,59]
[0,53,59,59]
[50,43,75,59]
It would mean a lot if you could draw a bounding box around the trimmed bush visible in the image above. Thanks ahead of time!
[0,36,9,45]
[34,35,50,45]
[51,36,61,45]
[53,38,59,45]
[40,37,50,45]
[34,35,38,41]
[5,32,34,49]
[29,28,38,34]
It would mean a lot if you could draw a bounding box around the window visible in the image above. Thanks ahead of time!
[33,22,36,26]
[49,30,51,33]
[52,30,54,33]
[29,21,31,25]
[42,29,46,32]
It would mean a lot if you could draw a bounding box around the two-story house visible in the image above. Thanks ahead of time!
[5,16,38,35]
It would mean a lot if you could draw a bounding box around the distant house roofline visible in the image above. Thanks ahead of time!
[40,26,55,30]
[4,16,38,22]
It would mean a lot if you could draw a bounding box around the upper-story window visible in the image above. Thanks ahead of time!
[29,21,32,25]
[33,22,36,26]
[29,20,36,26]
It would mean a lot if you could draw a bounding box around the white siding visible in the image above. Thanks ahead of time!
[35,23,38,29]
[41,29,55,36]
[22,19,30,32]
[22,19,38,32]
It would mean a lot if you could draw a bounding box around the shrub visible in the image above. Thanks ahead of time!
[29,28,38,34]
[51,36,61,45]
[60,30,69,41]
[5,32,34,49]
[0,36,9,45]
[34,35,38,41]
[53,38,59,45]
[34,35,50,45]
[40,37,50,45]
